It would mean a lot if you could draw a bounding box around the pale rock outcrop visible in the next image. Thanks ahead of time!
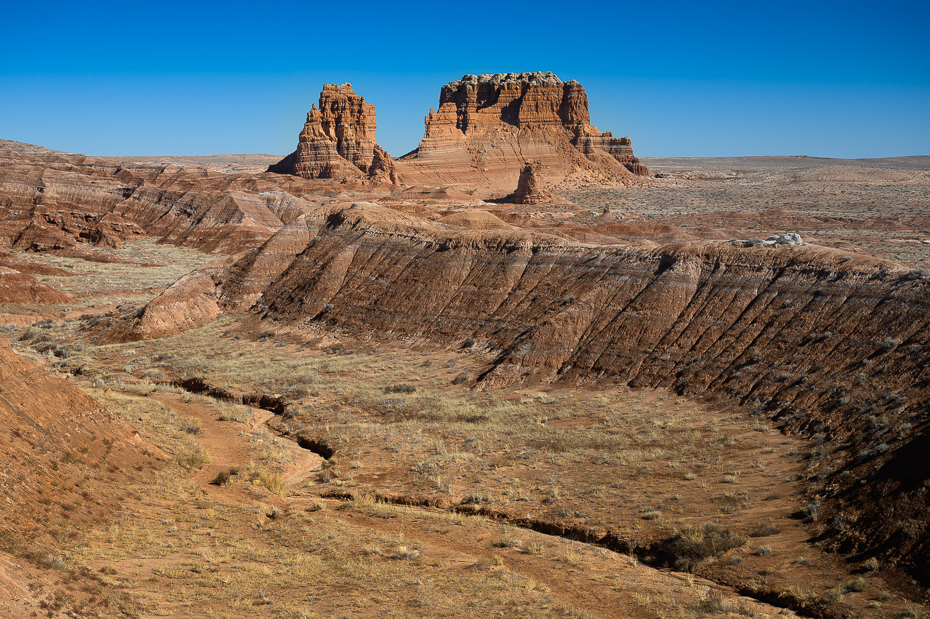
[268,84,400,184]
[744,233,805,247]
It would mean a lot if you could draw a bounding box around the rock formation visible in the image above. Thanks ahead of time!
[268,84,400,185]
[397,72,649,190]
[512,160,552,204]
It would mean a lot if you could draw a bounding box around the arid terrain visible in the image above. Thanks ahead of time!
[1,73,929,619]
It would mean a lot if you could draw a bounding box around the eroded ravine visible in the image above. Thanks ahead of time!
[157,378,866,618]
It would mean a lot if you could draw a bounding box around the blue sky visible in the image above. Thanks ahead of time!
[1,0,927,158]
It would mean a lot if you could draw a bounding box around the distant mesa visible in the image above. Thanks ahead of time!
[398,72,649,190]
[270,73,648,191]
[268,83,401,185]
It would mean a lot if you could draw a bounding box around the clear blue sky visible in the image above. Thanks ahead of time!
[2,0,927,158]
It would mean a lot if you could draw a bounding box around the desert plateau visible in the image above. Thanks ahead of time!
[1,71,929,619]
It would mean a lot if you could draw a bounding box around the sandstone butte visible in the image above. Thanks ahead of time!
[396,72,650,191]
[267,73,649,194]
[268,83,401,185]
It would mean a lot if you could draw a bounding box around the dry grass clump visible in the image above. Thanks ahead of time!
[243,462,288,496]
[657,523,748,570]
[177,443,210,470]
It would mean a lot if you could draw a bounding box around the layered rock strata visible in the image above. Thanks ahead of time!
[0,140,322,255]
[268,84,400,185]
[397,72,648,190]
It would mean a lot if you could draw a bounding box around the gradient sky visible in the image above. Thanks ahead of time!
[2,0,928,159]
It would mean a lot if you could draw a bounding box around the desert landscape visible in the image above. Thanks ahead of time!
[1,72,929,619]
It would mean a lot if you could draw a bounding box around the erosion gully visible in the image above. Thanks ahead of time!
[171,375,846,619]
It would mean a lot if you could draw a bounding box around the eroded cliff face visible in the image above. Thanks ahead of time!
[152,201,928,582]
[397,72,649,190]
[268,84,400,185]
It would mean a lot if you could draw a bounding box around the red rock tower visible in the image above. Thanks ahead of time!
[269,83,400,184]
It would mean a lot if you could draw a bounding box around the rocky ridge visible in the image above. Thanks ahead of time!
[268,84,400,185]
[0,140,326,256]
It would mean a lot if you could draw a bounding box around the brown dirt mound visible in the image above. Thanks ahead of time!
[102,256,233,342]
[0,268,74,304]
[0,339,158,539]
[437,210,514,230]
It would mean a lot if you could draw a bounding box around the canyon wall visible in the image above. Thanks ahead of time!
[268,84,400,185]
[397,72,649,190]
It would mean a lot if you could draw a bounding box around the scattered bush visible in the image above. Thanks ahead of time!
[817,587,844,607]
[844,577,867,592]
[212,470,233,486]
[896,519,922,539]
[801,500,821,521]
[181,416,202,435]
[248,468,287,496]
[383,384,416,394]
[177,446,210,471]
[751,522,781,537]
[391,545,420,560]
[858,443,891,461]
[882,337,900,351]
[656,523,747,570]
